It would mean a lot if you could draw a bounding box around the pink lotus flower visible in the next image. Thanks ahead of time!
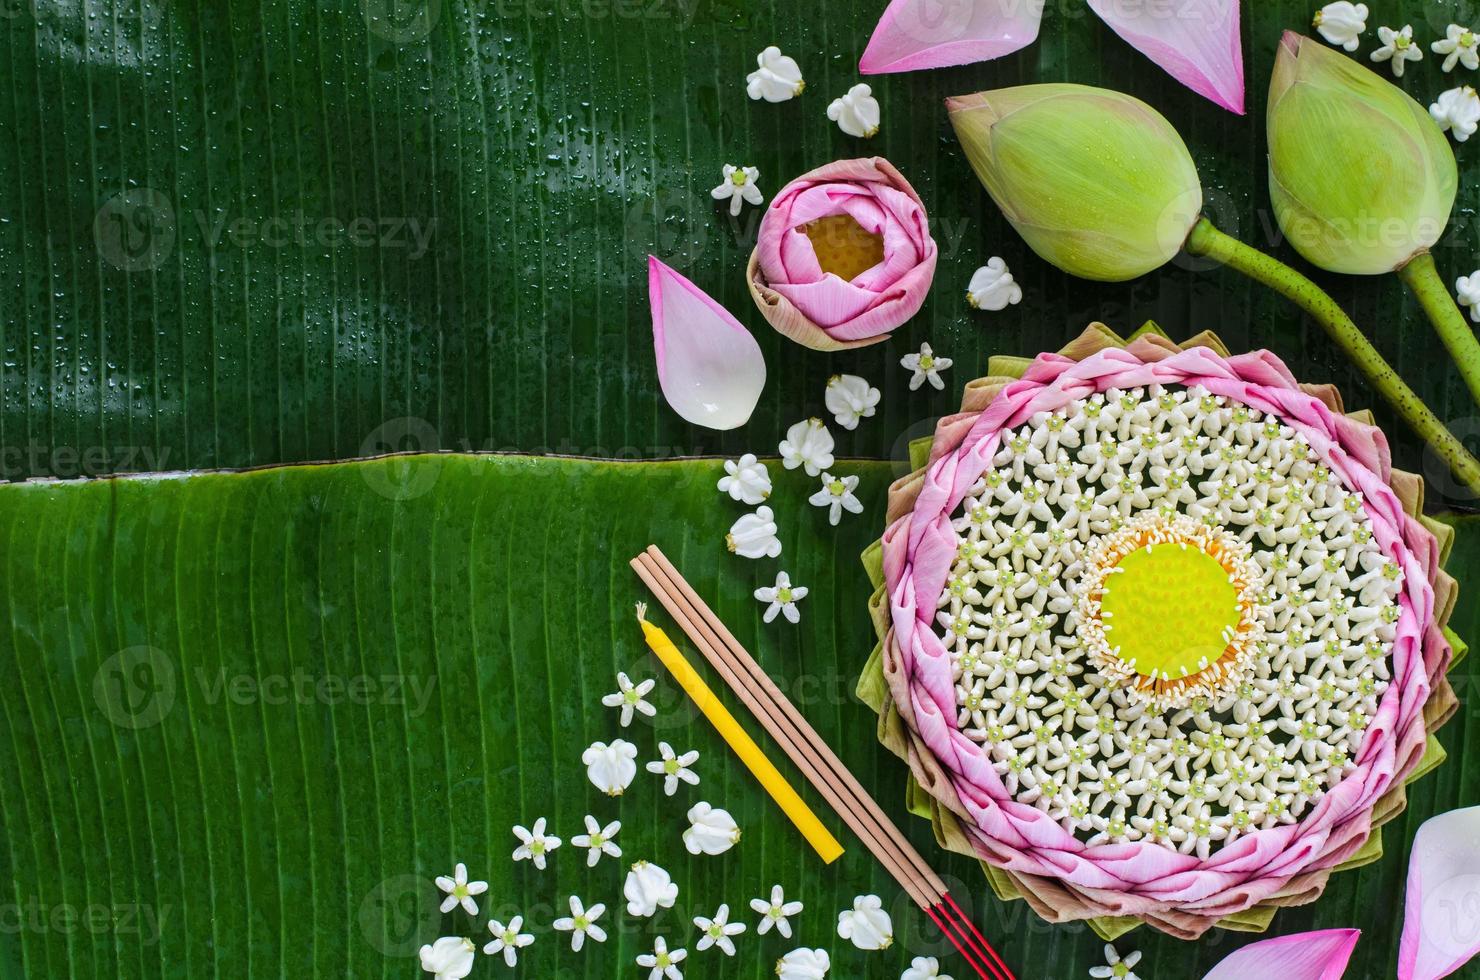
[747,157,937,351]
[860,0,1244,114]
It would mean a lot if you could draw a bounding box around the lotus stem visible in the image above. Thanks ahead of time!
[1185,218,1480,500]
[1396,251,1480,407]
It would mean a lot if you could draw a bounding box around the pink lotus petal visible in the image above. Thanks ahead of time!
[1399,807,1480,980]
[859,0,1042,74]
[648,255,766,429]
[1087,0,1245,114]
[1203,929,1359,980]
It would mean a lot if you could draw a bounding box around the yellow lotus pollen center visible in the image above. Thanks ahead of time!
[1100,543,1240,681]
[804,214,885,281]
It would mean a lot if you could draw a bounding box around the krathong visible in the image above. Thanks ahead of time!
[858,0,1243,114]
[861,325,1460,939]
[747,157,937,351]
[1268,35,1480,408]
[948,80,1480,498]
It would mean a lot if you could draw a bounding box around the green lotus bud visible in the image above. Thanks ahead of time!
[1268,32,1456,275]
[946,84,1203,283]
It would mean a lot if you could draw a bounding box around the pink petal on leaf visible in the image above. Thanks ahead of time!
[859,0,1042,74]
[1399,807,1480,980]
[648,255,766,430]
[1202,929,1359,980]
[1087,0,1245,113]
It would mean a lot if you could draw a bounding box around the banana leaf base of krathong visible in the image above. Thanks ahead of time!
[857,322,1466,942]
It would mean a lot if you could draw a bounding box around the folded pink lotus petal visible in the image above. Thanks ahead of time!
[1399,807,1480,980]
[1203,929,1359,980]
[648,255,765,429]
[859,0,1042,74]
[1087,0,1245,113]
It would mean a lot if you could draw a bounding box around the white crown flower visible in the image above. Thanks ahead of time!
[967,257,1023,311]
[747,46,805,102]
[483,917,535,967]
[718,453,772,504]
[776,948,831,980]
[727,505,783,559]
[1431,86,1480,141]
[601,670,657,727]
[1433,23,1480,71]
[902,956,954,980]
[552,895,607,952]
[1371,24,1422,76]
[570,814,622,866]
[694,903,747,956]
[824,374,880,430]
[419,937,476,980]
[837,894,894,950]
[1457,272,1480,322]
[638,936,687,980]
[583,739,638,796]
[511,818,562,869]
[646,741,701,796]
[902,342,952,391]
[780,418,835,476]
[433,863,487,916]
[755,570,808,624]
[809,472,863,526]
[1313,2,1367,51]
[750,884,803,938]
[624,860,679,917]
[711,165,764,218]
[1088,944,1142,980]
[828,83,880,138]
[683,801,741,855]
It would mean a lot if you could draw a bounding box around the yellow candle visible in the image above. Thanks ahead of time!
[636,604,844,864]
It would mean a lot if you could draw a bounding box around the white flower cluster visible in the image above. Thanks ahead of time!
[934,384,1402,856]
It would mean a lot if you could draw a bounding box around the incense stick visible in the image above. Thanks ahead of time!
[631,547,1016,980]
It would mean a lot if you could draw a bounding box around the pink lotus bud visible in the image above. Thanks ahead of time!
[747,157,937,351]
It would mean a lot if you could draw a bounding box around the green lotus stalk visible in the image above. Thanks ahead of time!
[1267,32,1480,406]
[947,82,1480,499]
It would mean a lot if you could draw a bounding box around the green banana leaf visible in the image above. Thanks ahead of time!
[0,455,1477,978]
[4,0,1480,510]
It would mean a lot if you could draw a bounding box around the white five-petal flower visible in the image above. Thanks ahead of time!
[570,814,623,866]
[434,863,488,916]
[582,739,638,796]
[1433,23,1480,71]
[779,418,836,476]
[1088,944,1142,980]
[646,741,701,796]
[1457,272,1480,322]
[711,165,764,218]
[638,936,688,980]
[837,894,894,950]
[747,46,805,102]
[1371,24,1422,76]
[419,937,476,980]
[751,884,804,938]
[967,257,1023,311]
[902,956,954,980]
[552,895,607,952]
[624,860,679,917]
[776,947,831,980]
[1431,86,1480,141]
[755,570,809,624]
[902,342,952,391]
[483,916,535,967]
[824,374,880,430]
[683,801,741,855]
[828,83,880,138]
[601,670,657,727]
[694,903,748,956]
[718,453,772,504]
[1314,2,1367,51]
[809,472,863,526]
[727,505,783,559]
[511,818,562,869]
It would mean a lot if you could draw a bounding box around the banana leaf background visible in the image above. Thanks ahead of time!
[2,0,1480,977]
